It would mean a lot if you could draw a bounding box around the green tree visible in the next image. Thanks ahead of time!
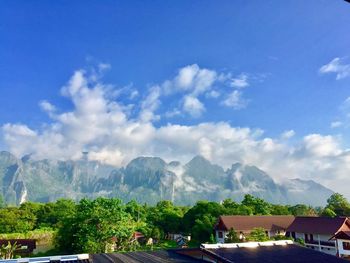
[150,201,184,235]
[325,193,350,216]
[150,227,162,240]
[225,228,240,243]
[0,207,36,233]
[191,215,216,243]
[55,198,135,254]
[209,234,216,244]
[320,208,337,217]
[288,204,317,216]
[37,199,76,228]
[222,199,239,210]
[222,199,253,215]
[271,205,291,215]
[125,200,147,222]
[182,201,225,242]
[248,227,269,242]
[241,194,271,215]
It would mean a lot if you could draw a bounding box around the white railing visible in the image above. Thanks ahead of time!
[201,240,293,249]
[0,254,89,263]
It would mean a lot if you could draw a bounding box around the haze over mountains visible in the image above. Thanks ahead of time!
[0,151,333,206]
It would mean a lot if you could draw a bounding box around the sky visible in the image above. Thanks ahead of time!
[1,0,350,196]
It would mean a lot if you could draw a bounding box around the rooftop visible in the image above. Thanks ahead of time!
[287,217,350,235]
[92,250,205,263]
[215,215,295,232]
[204,244,347,263]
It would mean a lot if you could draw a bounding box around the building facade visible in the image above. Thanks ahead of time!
[214,215,350,258]
[286,217,350,256]
[214,215,294,243]
[331,231,350,258]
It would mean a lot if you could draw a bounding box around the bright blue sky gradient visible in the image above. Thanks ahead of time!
[1,0,349,135]
[1,0,350,195]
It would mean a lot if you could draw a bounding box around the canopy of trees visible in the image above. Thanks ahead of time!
[0,193,348,255]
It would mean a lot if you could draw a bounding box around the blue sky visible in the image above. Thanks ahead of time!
[1,0,350,195]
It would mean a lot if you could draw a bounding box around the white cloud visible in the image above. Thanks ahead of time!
[39,100,56,113]
[230,73,249,88]
[173,64,217,96]
[139,86,161,122]
[319,57,350,80]
[301,134,341,157]
[182,95,205,117]
[206,90,220,98]
[221,90,247,109]
[165,108,182,118]
[281,130,295,139]
[331,97,350,129]
[3,65,350,197]
[3,124,37,137]
[331,121,342,128]
[160,64,238,117]
[129,90,139,100]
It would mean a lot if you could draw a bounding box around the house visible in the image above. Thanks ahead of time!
[330,231,350,258]
[214,215,350,257]
[214,215,295,243]
[286,216,350,256]
[132,231,145,241]
[195,241,347,263]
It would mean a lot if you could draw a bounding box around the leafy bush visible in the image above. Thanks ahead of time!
[225,228,240,243]
[247,227,269,242]
[295,238,305,246]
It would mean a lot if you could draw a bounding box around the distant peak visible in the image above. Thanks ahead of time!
[168,161,181,167]
[189,155,211,164]
[0,151,18,160]
[126,156,167,168]
[21,153,33,163]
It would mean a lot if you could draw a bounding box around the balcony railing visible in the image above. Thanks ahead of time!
[305,240,335,247]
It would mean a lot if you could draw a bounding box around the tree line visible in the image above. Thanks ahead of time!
[0,193,349,255]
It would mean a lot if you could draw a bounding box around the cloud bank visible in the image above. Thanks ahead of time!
[2,64,350,197]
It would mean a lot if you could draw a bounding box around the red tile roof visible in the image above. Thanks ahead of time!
[215,215,295,232]
[287,217,350,235]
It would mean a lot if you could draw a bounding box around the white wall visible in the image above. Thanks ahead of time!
[293,232,337,256]
[215,230,227,243]
[294,233,334,243]
[337,239,350,257]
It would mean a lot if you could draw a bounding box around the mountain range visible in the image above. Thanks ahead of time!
[0,151,333,206]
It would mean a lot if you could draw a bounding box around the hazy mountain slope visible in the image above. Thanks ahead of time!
[0,151,333,206]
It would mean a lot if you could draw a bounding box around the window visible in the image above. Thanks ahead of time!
[218,231,223,238]
[343,242,350,250]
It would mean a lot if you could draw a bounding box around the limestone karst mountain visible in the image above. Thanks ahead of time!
[0,151,333,206]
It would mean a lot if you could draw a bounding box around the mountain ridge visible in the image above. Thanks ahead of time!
[0,151,333,206]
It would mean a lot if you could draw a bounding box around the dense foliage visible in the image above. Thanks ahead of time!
[0,193,349,255]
